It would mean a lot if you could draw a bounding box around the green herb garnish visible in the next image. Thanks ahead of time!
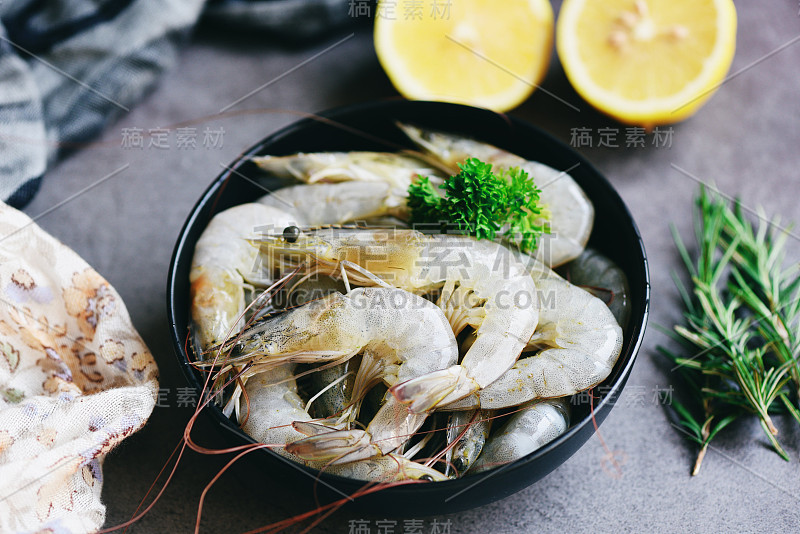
[407,157,549,252]
[659,186,800,475]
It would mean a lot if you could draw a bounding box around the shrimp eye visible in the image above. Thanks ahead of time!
[282,226,301,243]
[419,475,434,482]
[452,457,466,473]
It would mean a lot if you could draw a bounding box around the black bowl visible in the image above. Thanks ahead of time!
[167,100,649,515]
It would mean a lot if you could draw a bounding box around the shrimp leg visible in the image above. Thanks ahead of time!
[241,366,445,481]
[221,286,459,464]
[191,180,424,351]
[257,228,540,414]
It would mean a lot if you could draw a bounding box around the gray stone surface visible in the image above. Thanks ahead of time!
[21,2,800,532]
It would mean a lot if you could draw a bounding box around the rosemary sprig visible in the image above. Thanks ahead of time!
[659,186,800,474]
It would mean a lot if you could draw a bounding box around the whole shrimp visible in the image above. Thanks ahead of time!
[219,286,460,464]
[241,366,446,482]
[561,248,632,329]
[190,180,418,351]
[445,409,493,476]
[442,256,623,474]
[398,123,594,267]
[251,151,444,190]
[256,227,539,415]
[470,398,570,474]
[257,181,407,227]
[327,454,447,482]
[456,261,623,410]
[190,203,297,351]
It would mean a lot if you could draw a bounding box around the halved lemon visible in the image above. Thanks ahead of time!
[374,0,554,112]
[557,0,737,126]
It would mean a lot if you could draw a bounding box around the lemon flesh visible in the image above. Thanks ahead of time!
[557,0,737,126]
[374,0,554,112]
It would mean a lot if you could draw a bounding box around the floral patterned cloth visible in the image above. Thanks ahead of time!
[0,201,158,533]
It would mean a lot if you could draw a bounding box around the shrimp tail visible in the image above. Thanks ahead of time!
[289,395,430,464]
[389,365,480,414]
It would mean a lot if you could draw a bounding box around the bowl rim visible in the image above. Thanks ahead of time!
[166,99,651,498]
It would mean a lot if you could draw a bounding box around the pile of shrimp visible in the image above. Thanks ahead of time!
[188,124,631,484]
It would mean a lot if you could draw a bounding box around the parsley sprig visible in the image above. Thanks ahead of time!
[658,187,800,474]
[407,158,549,252]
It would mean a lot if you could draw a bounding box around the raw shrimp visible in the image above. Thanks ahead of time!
[325,453,447,482]
[191,180,418,351]
[307,358,358,420]
[445,409,493,477]
[256,227,539,414]
[470,398,570,474]
[281,278,387,427]
[560,248,632,329]
[251,151,444,191]
[220,286,459,464]
[286,276,356,422]
[459,265,623,410]
[398,123,594,267]
[223,287,456,384]
[257,181,407,227]
[191,186,456,464]
[329,349,402,426]
[190,203,297,351]
[241,364,329,463]
[241,365,446,482]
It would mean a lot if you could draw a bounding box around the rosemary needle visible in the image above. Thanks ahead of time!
[659,187,800,474]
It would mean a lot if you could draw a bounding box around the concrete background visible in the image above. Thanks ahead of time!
[22,1,800,532]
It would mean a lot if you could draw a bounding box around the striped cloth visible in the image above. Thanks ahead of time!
[0,0,351,208]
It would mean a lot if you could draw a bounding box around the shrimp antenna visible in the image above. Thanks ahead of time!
[339,261,352,294]
[401,430,434,461]
[304,371,354,413]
